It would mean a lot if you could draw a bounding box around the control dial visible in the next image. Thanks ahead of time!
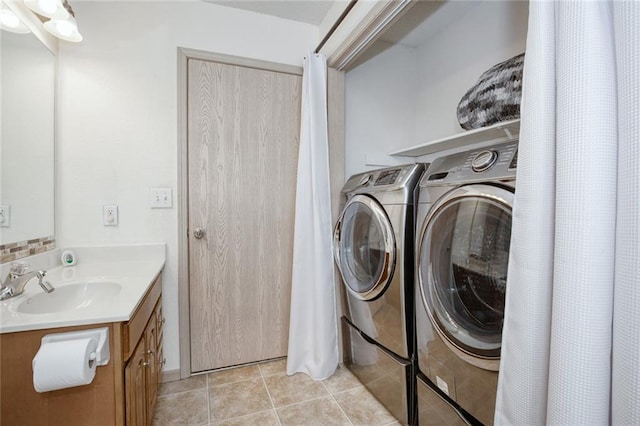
[472,150,498,172]
[359,174,372,185]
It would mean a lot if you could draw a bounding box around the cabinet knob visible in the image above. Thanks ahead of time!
[139,359,150,368]
[146,350,154,355]
[162,358,167,366]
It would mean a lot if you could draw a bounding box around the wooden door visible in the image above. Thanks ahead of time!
[187,58,301,372]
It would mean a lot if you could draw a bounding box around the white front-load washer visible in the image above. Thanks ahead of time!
[334,163,426,425]
[415,141,518,425]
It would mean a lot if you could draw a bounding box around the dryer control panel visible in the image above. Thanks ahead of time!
[343,163,420,194]
[341,163,428,205]
[422,141,518,186]
[354,168,406,189]
[374,169,401,186]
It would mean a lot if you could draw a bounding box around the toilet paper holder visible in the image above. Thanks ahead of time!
[40,327,110,366]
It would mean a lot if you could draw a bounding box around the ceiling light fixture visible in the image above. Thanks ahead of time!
[41,0,81,42]
[0,5,31,33]
[24,0,68,19]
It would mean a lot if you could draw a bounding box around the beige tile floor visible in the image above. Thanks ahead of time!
[153,358,400,426]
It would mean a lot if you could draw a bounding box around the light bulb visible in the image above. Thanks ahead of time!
[0,9,19,28]
[54,19,73,36]
[0,8,30,33]
[24,0,68,19]
[37,0,58,16]
[43,14,82,42]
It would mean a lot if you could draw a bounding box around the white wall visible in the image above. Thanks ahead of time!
[344,1,529,173]
[414,1,529,144]
[344,41,418,178]
[57,1,318,374]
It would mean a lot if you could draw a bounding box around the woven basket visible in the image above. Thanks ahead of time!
[457,53,525,130]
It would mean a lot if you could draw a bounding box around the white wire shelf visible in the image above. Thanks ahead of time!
[389,119,520,157]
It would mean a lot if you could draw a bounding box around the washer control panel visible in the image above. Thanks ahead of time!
[509,149,518,169]
[422,142,518,185]
[471,150,499,172]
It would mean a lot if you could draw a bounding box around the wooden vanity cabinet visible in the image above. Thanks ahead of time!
[0,272,164,426]
[122,277,165,426]
[125,337,149,426]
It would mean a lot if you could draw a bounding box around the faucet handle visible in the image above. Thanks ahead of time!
[9,263,29,275]
[36,271,54,294]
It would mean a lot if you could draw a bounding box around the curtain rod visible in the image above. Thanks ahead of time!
[314,0,358,54]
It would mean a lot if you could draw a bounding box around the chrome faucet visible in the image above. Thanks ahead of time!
[0,263,54,301]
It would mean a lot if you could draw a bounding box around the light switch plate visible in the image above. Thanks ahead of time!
[103,205,118,226]
[150,188,172,209]
[0,205,10,227]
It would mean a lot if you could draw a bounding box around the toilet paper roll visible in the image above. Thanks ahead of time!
[32,337,98,393]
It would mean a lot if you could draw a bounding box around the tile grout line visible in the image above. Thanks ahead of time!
[270,392,334,410]
[157,385,208,399]
[331,384,366,396]
[321,380,355,426]
[266,383,356,425]
[209,408,277,425]
[259,368,283,426]
[210,367,277,425]
[159,363,401,426]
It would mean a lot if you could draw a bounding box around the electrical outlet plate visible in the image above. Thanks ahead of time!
[0,205,10,227]
[103,205,118,226]
[150,188,172,209]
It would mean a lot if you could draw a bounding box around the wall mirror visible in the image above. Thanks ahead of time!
[0,13,56,262]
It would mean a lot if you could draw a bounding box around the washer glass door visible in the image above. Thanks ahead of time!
[418,184,513,364]
[334,194,395,300]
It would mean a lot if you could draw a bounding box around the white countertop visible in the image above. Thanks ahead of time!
[0,244,166,334]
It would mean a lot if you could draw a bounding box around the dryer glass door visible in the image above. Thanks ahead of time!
[418,184,513,363]
[334,194,395,300]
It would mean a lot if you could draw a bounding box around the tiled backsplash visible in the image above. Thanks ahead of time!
[0,236,56,264]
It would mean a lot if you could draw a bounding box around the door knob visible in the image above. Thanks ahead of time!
[193,228,206,239]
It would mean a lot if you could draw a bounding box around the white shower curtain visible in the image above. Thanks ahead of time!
[286,53,338,380]
[496,1,639,424]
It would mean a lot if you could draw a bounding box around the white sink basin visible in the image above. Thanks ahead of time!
[16,282,122,314]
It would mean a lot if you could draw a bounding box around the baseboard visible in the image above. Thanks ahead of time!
[161,369,181,383]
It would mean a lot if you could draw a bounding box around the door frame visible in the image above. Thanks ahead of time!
[318,0,414,71]
[177,47,302,379]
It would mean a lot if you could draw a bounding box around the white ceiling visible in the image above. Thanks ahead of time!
[201,1,484,55]
[203,0,336,25]
[379,1,481,48]
[202,1,482,49]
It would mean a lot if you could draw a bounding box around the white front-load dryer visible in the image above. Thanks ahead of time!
[334,163,426,425]
[415,141,518,426]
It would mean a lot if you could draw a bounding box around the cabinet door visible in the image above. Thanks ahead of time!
[155,302,164,344]
[125,340,147,426]
[144,314,159,419]
[156,301,165,392]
